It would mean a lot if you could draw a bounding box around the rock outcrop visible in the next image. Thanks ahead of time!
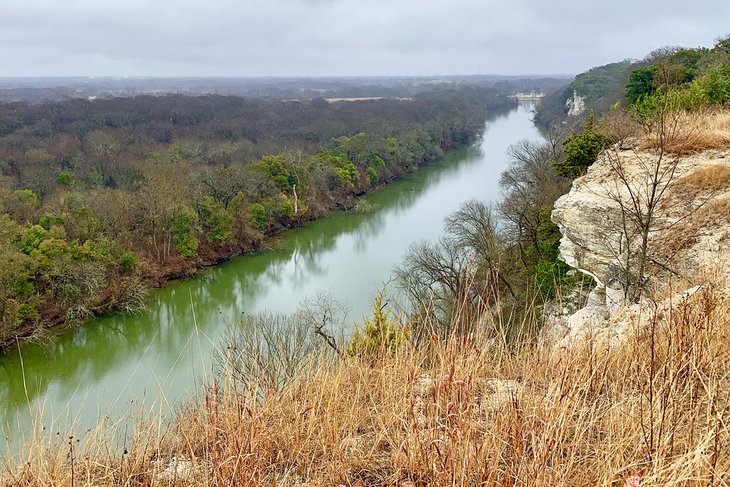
[565,91,587,118]
[547,144,730,344]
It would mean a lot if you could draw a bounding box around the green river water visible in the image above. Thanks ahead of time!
[1,103,541,452]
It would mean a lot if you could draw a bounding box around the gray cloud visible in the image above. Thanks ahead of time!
[1,0,728,76]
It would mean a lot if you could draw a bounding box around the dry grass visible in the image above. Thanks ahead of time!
[598,105,643,143]
[639,109,730,156]
[670,165,730,201]
[659,196,730,258]
[4,284,730,486]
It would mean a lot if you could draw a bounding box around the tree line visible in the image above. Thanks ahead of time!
[0,87,515,346]
[535,35,730,130]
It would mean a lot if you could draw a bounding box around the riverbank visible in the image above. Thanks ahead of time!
[5,273,728,485]
[0,91,517,349]
[1,138,477,351]
[0,104,539,456]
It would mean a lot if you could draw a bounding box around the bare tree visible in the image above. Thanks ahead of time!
[602,88,684,302]
[217,292,348,391]
[445,200,516,300]
[499,139,569,266]
[395,199,509,338]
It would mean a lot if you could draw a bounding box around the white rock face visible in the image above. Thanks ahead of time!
[156,456,197,483]
[547,145,730,343]
[566,91,587,118]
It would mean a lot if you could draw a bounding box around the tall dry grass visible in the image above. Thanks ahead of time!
[639,108,730,156]
[4,281,730,486]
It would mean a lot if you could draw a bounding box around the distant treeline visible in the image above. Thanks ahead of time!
[0,87,515,345]
[0,76,569,104]
[535,36,730,129]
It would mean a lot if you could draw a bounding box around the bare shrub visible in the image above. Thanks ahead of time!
[598,104,643,143]
[216,293,348,391]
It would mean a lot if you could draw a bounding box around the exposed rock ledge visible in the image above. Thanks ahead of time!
[565,90,586,118]
[546,144,730,344]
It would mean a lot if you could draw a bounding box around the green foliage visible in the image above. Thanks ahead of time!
[625,66,657,104]
[520,206,586,301]
[536,61,631,129]
[531,259,570,298]
[73,238,112,263]
[553,114,610,178]
[630,63,730,125]
[625,42,730,118]
[0,209,121,336]
[693,63,730,105]
[38,214,64,230]
[0,236,40,334]
[12,278,35,297]
[347,293,407,358]
[531,212,589,300]
[197,197,233,243]
[572,61,633,102]
[366,166,379,186]
[368,154,386,171]
[276,195,296,219]
[172,207,199,257]
[535,206,562,261]
[668,49,703,83]
[250,203,267,231]
[14,225,48,254]
[4,301,40,329]
[35,237,73,262]
[311,151,357,189]
[55,171,75,187]
[253,154,297,191]
[716,35,730,54]
[119,251,137,274]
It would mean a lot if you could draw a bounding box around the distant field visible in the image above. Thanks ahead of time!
[324,96,413,102]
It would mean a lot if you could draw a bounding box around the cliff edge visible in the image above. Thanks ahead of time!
[547,113,730,343]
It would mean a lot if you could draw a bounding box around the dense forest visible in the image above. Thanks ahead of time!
[0,87,515,345]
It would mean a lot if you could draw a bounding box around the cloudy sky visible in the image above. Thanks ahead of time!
[2,0,729,77]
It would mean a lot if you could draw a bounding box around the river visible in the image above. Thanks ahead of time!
[0,102,541,452]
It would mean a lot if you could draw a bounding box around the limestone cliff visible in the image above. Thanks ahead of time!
[565,91,586,118]
[547,143,730,343]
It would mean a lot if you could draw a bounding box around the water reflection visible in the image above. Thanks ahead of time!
[0,104,541,451]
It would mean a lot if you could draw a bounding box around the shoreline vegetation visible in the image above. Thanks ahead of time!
[4,272,728,485]
[3,36,730,485]
[0,88,516,348]
[6,97,730,485]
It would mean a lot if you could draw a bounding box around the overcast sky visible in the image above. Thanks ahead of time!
[2,0,728,77]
